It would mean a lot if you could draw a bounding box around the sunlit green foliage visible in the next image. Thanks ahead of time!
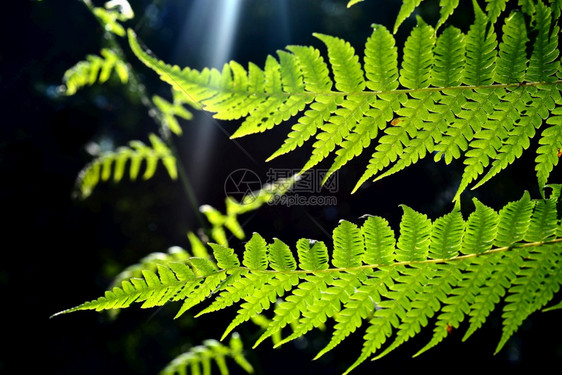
[153,89,194,136]
[62,48,129,95]
[56,191,562,373]
[74,133,177,199]
[57,1,562,374]
[161,333,253,375]
[128,1,562,200]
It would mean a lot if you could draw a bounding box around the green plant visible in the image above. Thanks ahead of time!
[127,0,562,200]
[160,333,254,375]
[54,0,562,374]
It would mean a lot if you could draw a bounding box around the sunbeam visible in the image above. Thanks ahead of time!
[174,0,245,198]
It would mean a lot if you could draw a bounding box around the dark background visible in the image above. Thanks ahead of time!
[2,0,561,374]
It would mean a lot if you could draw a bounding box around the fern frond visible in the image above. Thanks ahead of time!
[345,264,432,373]
[161,333,254,375]
[62,48,129,95]
[296,238,330,271]
[74,133,177,198]
[129,0,562,199]
[494,191,534,246]
[267,45,334,161]
[56,193,562,372]
[497,198,560,352]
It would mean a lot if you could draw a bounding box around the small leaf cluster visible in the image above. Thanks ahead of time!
[75,133,177,199]
[62,48,129,95]
[161,332,253,375]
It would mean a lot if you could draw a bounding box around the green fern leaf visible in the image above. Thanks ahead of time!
[465,1,498,87]
[393,0,424,33]
[355,18,435,189]
[519,0,537,15]
[314,268,397,359]
[396,205,432,262]
[552,0,562,18]
[303,33,372,173]
[59,193,562,373]
[196,272,270,317]
[437,0,460,30]
[333,220,365,268]
[108,246,190,291]
[161,333,254,375]
[253,274,330,348]
[375,25,465,181]
[153,90,193,136]
[347,0,364,7]
[485,0,509,24]
[296,238,329,271]
[267,45,333,161]
[461,198,499,254]
[429,210,465,259]
[416,258,482,355]
[376,261,462,360]
[536,106,562,190]
[62,48,128,95]
[129,2,562,198]
[243,233,269,270]
[455,11,530,199]
[75,133,177,199]
[325,24,399,178]
[277,271,366,348]
[361,215,396,265]
[268,239,297,271]
[494,191,535,247]
[209,243,240,270]
[221,273,300,340]
[345,264,430,374]
[496,12,529,85]
[497,200,561,352]
[434,1,497,164]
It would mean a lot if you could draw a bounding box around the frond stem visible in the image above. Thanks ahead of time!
[175,78,562,101]
[194,237,562,281]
